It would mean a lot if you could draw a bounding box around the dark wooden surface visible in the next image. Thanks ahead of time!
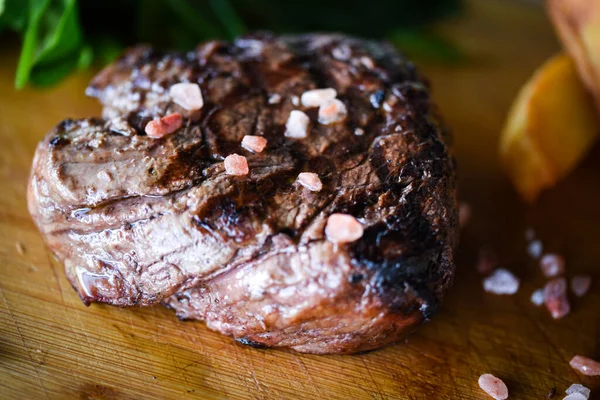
[1,1,599,399]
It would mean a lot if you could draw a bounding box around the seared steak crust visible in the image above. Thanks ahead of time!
[28,33,458,353]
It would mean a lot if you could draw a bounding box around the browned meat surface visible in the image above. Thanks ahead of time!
[28,33,458,354]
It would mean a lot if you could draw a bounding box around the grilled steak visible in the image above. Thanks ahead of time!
[28,33,458,354]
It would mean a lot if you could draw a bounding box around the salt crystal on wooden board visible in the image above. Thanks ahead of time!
[565,383,591,399]
[563,393,588,400]
[483,268,520,295]
[478,374,508,400]
[570,355,600,376]
[527,239,543,259]
[531,289,544,306]
[570,275,591,297]
[544,278,570,319]
[539,253,565,278]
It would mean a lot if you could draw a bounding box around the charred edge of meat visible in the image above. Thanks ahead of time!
[235,337,271,349]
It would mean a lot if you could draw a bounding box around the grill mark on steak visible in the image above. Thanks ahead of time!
[28,33,458,354]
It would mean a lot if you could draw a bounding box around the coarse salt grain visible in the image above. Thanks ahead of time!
[145,113,183,138]
[566,384,591,399]
[169,82,204,111]
[296,172,323,192]
[459,202,471,229]
[325,213,363,244]
[570,355,600,376]
[354,127,364,136]
[477,247,498,275]
[318,99,348,125]
[360,56,375,69]
[531,289,544,306]
[564,394,588,400]
[301,88,337,108]
[483,268,520,295]
[478,374,508,400]
[571,275,592,297]
[268,94,282,104]
[285,110,310,138]
[291,95,300,106]
[539,253,566,278]
[544,277,570,319]
[241,135,267,153]
[224,154,249,176]
[527,239,543,259]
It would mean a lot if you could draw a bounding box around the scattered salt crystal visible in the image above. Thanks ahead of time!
[145,113,183,138]
[325,213,364,244]
[268,94,282,104]
[530,289,544,306]
[332,44,351,60]
[296,172,323,192]
[539,254,566,278]
[169,83,204,111]
[291,95,300,106]
[318,99,348,125]
[566,384,591,399]
[527,239,543,259]
[459,202,471,229]
[477,247,498,275]
[544,278,570,319]
[360,56,375,69]
[563,394,588,400]
[301,88,337,108]
[285,110,310,138]
[478,374,508,400]
[223,154,249,176]
[570,355,600,376]
[241,135,267,153]
[525,227,536,241]
[354,128,364,136]
[15,242,25,256]
[483,268,520,295]
[571,275,591,297]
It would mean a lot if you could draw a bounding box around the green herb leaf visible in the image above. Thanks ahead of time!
[29,55,78,87]
[209,0,246,39]
[15,0,50,89]
[35,0,82,66]
[390,29,465,65]
[0,0,6,17]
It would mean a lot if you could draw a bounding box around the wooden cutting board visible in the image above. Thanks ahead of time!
[1,1,599,399]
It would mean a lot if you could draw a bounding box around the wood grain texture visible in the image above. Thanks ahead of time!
[1,1,599,399]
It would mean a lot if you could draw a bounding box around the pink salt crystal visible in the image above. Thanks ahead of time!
[318,99,348,125]
[483,268,520,295]
[145,113,183,138]
[459,202,471,229]
[477,247,498,275]
[325,213,364,244]
[571,275,592,297]
[296,172,323,192]
[241,135,267,153]
[478,374,509,400]
[224,154,249,176]
[169,82,204,110]
[360,56,375,69]
[268,94,281,104]
[300,88,337,108]
[543,277,571,319]
[539,253,566,278]
[570,355,600,376]
[354,127,364,136]
[285,110,310,138]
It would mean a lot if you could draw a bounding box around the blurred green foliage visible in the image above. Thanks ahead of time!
[0,0,462,89]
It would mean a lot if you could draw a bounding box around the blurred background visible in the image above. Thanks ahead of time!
[0,0,466,89]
